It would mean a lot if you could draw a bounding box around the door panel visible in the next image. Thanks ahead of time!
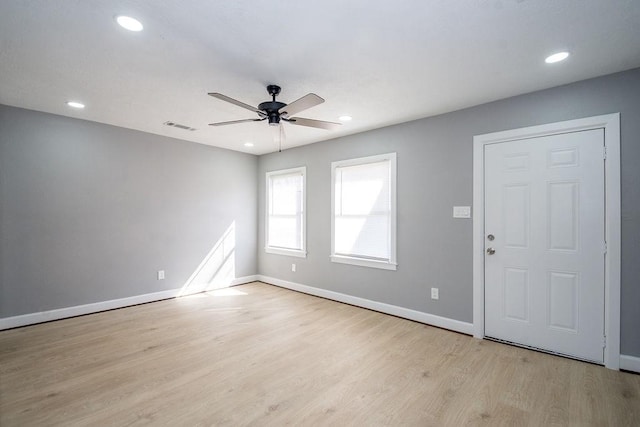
[547,181,578,250]
[503,184,530,248]
[547,271,578,332]
[484,129,605,363]
[503,267,529,322]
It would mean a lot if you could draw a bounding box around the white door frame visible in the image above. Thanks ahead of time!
[472,113,621,370]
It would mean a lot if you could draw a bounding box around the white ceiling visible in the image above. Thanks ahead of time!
[1,1,639,155]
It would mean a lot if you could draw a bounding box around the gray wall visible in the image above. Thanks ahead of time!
[2,69,638,357]
[257,68,640,357]
[0,105,258,318]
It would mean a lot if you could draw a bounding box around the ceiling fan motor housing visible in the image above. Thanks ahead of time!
[259,86,287,125]
[258,101,287,125]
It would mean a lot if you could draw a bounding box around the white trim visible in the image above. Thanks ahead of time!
[330,255,397,270]
[472,113,621,370]
[0,275,258,330]
[264,247,307,258]
[330,152,397,270]
[257,275,473,335]
[620,355,640,374]
[265,166,307,258]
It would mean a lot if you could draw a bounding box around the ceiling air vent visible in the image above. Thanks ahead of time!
[164,121,197,131]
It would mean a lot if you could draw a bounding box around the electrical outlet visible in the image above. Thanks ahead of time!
[157,270,165,280]
[431,287,439,300]
[291,263,296,272]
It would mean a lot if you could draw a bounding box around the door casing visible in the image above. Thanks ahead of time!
[472,113,621,370]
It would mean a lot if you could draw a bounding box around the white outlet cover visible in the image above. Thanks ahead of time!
[157,270,165,280]
[453,206,471,218]
[431,288,439,300]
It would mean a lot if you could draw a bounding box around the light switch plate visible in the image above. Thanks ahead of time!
[453,206,471,218]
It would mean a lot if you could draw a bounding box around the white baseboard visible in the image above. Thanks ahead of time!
[0,275,258,330]
[620,355,640,374]
[232,275,259,285]
[257,275,474,335]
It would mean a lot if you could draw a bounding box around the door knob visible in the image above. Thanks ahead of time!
[486,247,496,255]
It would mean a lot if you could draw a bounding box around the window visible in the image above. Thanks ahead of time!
[331,153,397,270]
[265,167,306,257]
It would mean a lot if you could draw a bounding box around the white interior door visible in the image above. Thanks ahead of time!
[484,129,605,363]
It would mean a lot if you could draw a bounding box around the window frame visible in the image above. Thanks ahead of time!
[265,166,307,258]
[330,153,397,270]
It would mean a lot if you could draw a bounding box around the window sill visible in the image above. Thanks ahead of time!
[330,255,397,271]
[265,247,307,258]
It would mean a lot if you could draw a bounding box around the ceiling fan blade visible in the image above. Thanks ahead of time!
[208,118,265,127]
[208,92,262,114]
[288,117,341,130]
[279,93,324,117]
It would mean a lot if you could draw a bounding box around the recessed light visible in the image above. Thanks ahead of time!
[66,101,85,109]
[545,51,569,64]
[116,15,144,32]
[244,142,254,147]
[339,115,352,122]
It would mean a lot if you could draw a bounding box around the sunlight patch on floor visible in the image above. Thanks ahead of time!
[208,288,248,297]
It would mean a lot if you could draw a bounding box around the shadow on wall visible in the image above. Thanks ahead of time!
[179,221,237,295]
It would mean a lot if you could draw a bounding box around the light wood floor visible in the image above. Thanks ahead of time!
[1,282,638,426]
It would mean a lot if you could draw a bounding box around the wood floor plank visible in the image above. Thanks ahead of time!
[1,282,638,426]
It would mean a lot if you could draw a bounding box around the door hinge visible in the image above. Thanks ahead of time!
[603,146,607,160]
[603,242,608,254]
[603,335,607,348]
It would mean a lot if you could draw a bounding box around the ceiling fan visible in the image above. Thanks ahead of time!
[208,85,341,149]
